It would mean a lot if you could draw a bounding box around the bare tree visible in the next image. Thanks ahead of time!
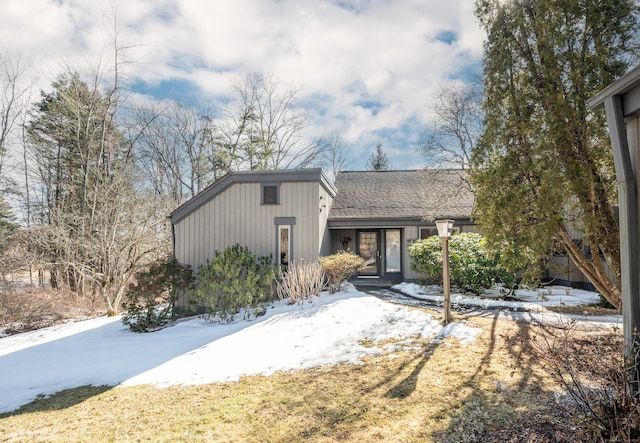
[219,73,319,170]
[313,132,352,180]
[25,37,170,314]
[419,82,483,170]
[132,102,227,203]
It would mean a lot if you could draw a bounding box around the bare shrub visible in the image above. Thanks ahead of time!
[538,325,640,441]
[0,281,102,335]
[275,260,326,304]
[319,251,365,294]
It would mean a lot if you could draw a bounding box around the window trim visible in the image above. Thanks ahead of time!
[274,217,296,267]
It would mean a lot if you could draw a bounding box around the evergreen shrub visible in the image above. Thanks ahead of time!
[409,233,514,294]
[193,244,277,321]
[122,256,194,332]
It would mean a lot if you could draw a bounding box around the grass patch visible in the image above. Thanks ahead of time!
[0,314,600,442]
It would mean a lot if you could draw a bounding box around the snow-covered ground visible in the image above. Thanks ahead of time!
[393,282,604,311]
[0,283,484,414]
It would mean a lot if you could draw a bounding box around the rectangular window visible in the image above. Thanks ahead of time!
[279,226,290,266]
[385,230,401,273]
[419,227,438,239]
[420,226,458,239]
[262,184,279,204]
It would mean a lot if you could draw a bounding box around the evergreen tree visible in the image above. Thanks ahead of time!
[366,142,391,170]
[471,0,639,308]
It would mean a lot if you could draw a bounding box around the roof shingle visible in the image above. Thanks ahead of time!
[328,170,474,221]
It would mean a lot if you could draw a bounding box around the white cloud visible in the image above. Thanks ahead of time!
[1,0,485,169]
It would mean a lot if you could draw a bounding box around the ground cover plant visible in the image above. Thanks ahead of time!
[0,312,601,442]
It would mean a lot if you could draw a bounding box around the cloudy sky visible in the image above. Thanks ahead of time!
[2,0,485,170]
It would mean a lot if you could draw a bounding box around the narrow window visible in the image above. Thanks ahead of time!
[262,184,279,204]
[279,225,290,267]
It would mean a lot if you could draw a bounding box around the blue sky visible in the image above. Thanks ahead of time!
[2,0,485,170]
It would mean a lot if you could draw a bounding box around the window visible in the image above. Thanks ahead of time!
[279,226,290,266]
[420,226,458,239]
[262,184,279,205]
[419,227,438,239]
[274,217,295,268]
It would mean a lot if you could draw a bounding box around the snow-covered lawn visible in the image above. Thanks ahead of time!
[0,284,483,414]
[393,282,604,311]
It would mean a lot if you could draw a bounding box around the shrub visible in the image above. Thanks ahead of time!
[275,260,326,304]
[121,256,194,332]
[319,251,365,294]
[409,233,514,294]
[538,326,640,441]
[193,244,277,321]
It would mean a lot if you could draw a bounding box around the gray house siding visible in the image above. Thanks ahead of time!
[170,169,336,278]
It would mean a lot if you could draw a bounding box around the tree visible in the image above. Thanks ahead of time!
[471,0,640,308]
[419,82,483,170]
[219,73,321,170]
[366,141,391,170]
[27,65,169,314]
[132,102,228,204]
[313,132,352,180]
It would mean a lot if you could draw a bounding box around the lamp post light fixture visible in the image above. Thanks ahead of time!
[435,219,455,325]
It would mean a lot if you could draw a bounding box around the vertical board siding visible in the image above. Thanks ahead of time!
[174,180,323,272]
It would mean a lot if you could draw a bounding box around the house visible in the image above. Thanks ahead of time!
[169,168,474,291]
[327,169,475,282]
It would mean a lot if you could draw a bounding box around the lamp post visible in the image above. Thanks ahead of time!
[436,219,454,325]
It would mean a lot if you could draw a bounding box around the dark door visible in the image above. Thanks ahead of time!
[357,230,380,276]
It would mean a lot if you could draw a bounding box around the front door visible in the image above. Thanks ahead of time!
[357,230,380,276]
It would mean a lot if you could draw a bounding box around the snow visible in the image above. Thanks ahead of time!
[0,283,483,414]
[393,282,604,311]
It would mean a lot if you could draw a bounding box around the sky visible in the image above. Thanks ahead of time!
[0,282,619,414]
[0,0,485,170]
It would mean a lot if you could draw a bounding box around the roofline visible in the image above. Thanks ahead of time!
[328,217,473,229]
[170,168,336,225]
[336,168,467,173]
[588,64,640,110]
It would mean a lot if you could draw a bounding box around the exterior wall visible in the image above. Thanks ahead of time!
[318,184,335,257]
[173,180,323,273]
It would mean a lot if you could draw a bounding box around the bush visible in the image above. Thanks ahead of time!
[275,260,326,304]
[409,233,514,294]
[121,256,194,332]
[319,251,365,294]
[193,244,277,321]
[538,326,640,441]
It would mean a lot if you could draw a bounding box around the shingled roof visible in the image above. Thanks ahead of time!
[328,169,474,221]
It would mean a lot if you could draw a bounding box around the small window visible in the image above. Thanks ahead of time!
[419,227,438,239]
[419,226,459,239]
[262,184,279,205]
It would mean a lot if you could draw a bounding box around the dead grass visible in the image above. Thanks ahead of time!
[0,311,591,442]
[0,282,104,335]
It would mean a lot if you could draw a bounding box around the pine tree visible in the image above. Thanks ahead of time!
[366,142,391,170]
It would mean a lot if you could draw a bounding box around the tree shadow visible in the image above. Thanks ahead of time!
[428,311,574,442]
[384,345,437,399]
[0,385,113,417]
